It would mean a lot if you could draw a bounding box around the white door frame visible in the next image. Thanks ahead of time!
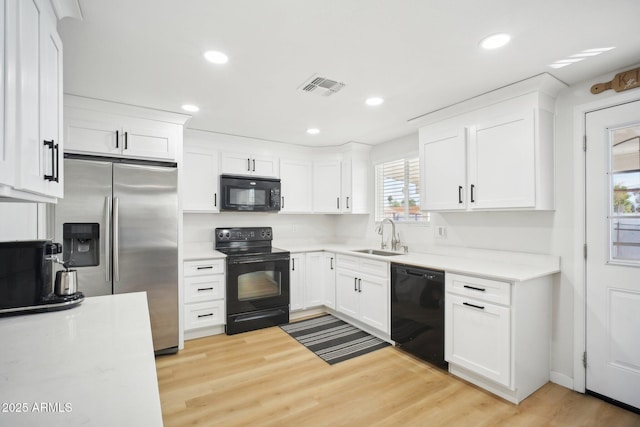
[573,90,640,392]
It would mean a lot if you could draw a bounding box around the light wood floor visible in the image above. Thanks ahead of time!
[156,326,640,427]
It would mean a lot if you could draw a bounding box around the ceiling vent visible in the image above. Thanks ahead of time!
[299,74,346,96]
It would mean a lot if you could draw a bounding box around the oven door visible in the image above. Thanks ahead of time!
[226,255,290,315]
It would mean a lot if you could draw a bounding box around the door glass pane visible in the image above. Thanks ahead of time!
[238,271,281,301]
[610,125,640,262]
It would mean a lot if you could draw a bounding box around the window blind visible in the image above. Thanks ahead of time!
[375,158,425,222]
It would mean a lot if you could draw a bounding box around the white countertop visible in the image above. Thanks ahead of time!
[0,293,163,427]
[183,239,560,282]
[274,241,560,282]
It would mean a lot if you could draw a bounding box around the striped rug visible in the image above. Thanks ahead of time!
[280,315,390,365]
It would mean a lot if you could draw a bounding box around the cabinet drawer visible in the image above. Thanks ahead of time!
[336,254,388,279]
[446,273,511,305]
[358,258,388,278]
[184,259,225,277]
[184,300,225,330]
[336,254,360,270]
[184,275,224,304]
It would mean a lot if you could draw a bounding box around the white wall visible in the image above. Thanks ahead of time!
[0,203,40,241]
[183,212,338,246]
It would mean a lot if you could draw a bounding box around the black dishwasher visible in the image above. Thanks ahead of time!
[391,263,447,369]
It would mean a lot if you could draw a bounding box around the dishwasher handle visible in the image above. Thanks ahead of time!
[393,265,444,282]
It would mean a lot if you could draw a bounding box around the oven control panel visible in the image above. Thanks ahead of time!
[215,227,273,243]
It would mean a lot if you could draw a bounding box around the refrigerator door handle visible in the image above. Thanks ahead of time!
[105,196,112,282]
[113,197,120,282]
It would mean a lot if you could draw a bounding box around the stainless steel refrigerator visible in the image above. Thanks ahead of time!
[53,156,178,354]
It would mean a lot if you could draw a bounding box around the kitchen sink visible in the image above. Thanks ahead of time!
[351,249,403,256]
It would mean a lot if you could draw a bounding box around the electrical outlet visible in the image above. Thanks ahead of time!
[292,224,297,233]
[435,226,447,238]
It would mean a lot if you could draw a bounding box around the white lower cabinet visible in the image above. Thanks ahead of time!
[290,251,336,311]
[445,272,551,404]
[183,259,226,339]
[335,254,389,334]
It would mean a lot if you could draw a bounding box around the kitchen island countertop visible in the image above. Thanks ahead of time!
[0,293,162,427]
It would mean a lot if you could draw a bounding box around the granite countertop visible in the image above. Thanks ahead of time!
[0,293,163,427]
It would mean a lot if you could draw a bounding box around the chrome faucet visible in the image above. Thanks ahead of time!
[376,218,400,251]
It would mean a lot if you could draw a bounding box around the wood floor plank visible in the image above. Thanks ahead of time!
[157,326,640,426]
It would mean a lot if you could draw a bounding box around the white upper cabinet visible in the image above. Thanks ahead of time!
[468,111,536,209]
[220,151,278,177]
[183,144,220,212]
[312,160,342,213]
[65,106,181,161]
[418,74,565,212]
[311,144,370,214]
[280,158,312,213]
[0,0,64,201]
[420,128,467,211]
[340,145,370,214]
[0,0,10,187]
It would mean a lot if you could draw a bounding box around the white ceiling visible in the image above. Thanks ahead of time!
[59,0,640,147]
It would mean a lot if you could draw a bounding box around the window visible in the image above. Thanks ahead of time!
[375,158,426,222]
[610,126,640,263]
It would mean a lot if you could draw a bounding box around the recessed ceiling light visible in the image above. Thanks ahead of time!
[365,97,384,106]
[479,33,511,50]
[306,128,320,135]
[203,50,229,64]
[181,104,199,112]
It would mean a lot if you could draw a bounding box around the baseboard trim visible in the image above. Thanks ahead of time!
[550,371,573,390]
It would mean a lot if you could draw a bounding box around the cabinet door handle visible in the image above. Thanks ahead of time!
[197,287,214,292]
[214,193,217,207]
[470,184,475,203]
[337,197,340,210]
[197,266,214,270]
[292,259,295,271]
[354,277,357,291]
[124,131,128,150]
[358,278,362,293]
[247,158,251,171]
[252,159,256,172]
[463,302,485,310]
[463,285,486,292]
[115,130,119,148]
[281,196,285,209]
[346,196,350,209]
[54,143,59,182]
[43,140,55,181]
[197,313,214,318]
[458,186,463,204]
[330,257,334,270]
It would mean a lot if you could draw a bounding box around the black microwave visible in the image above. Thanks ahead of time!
[219,174,281,212]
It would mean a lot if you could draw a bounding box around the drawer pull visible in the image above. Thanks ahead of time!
[463,302,485,310]
[463,285,486,292]
[197,266,214,270]
[197,287,214,292]
[197,313,214,318]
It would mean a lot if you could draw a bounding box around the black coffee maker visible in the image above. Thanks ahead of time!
[0,240,84,316]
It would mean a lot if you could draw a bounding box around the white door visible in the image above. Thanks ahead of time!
[586,99,640,410]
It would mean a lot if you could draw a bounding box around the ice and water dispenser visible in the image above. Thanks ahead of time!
[63,223,100,267]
